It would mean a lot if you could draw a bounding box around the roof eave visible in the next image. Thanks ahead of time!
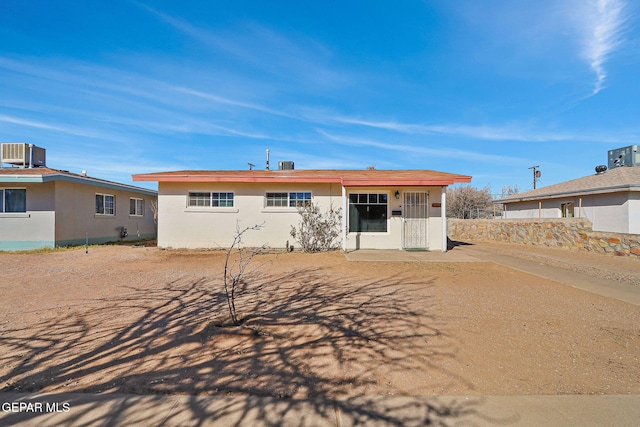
[497,184,640,203]
[133,173,472,187]
[342,178,471,187]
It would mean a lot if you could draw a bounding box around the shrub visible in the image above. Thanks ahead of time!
[290,202,342,252]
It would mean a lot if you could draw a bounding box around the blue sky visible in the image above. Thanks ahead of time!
[1,0,638,195]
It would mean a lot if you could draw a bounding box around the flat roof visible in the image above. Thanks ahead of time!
[0,167,157,196]
[132,169,472,187]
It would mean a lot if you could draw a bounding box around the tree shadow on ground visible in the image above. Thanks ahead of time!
[1,266,485,425]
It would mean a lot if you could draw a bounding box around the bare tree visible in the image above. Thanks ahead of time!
[493,185,520,217]
[446,185,494,219]
[223,223,267,326]
[500,185,519,198]
[290,202,342,252]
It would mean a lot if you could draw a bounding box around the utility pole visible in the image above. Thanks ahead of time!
[528,166,541,189]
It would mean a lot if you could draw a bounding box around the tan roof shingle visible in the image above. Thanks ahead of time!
[498,166,640,203]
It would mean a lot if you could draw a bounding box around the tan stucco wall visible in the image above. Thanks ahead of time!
[503,192,634,234]
[158,182,341,249]
[53,180,157,245]
[1,180,156,250]
[0,182,56,249]
[158,182,445,251]
[343,186,444,251]
[630,193,640,234]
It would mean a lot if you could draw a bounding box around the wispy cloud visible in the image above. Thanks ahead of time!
[316,130,523,164]
[575,0,628,94]
[139,4,349,91]
[169,86,295,119]
[331,116,578,142]
[0,114,110,140]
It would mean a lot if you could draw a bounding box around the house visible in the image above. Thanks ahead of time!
[0,144,157,250]
[132,168,472,252]
[497,165,640,234]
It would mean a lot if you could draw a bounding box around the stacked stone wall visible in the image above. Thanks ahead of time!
[448,218,640,258]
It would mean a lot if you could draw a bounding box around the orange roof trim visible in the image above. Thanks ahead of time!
[133,169,472,187]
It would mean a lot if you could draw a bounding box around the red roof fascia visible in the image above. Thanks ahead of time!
[132,174,342,184]
[341,178,471,186]
[132,171,472,186]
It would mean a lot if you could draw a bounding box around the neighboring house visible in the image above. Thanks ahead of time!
[0,167,157,250]
[496,166,640,234]
[133,168,471,252]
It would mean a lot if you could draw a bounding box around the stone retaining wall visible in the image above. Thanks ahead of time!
[448,218,640,258]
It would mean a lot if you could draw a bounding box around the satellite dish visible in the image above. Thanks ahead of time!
[535,170,541,178]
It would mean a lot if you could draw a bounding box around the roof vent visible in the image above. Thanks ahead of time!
[278,161,295,170]
[1,143,46,168]
[595,165,607,174]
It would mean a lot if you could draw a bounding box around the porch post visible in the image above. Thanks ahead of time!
[341,184,347,252]
[441,187,447,253]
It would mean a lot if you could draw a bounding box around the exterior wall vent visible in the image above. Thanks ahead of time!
[608,145,638,169]
[1,143,46,168]
[278,161,295,170]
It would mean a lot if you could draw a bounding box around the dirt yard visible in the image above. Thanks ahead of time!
[1,244,639,399]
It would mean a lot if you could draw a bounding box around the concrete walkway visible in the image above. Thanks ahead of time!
[1,392,639,426]
[344,249,482,262]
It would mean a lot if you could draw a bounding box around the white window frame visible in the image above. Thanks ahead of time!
[130,197,145,217]
[0,188,27,213]
[264,191,312,208]
[187,191,235,209]
[211,192,234,207]
[96,193,115,216]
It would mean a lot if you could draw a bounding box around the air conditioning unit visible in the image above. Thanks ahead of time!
[608,145,638,169]
[1,143,46,167]
[278,161,295,170]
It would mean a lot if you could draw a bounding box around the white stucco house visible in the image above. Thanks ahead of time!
[497,166,640,234]
[133,168,472,252]
[0,167,158,250]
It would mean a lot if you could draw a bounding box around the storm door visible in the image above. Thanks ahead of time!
[403,191,429,249]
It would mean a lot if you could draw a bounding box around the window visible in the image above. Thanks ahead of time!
[266,192,288,207]
[212,192,234,207]
[189,192,210,207]
[96,194,115,215]
[130,198,145,216]
[0,189,26,213]
[265,192,312,207]
[288,192,312,207]
[188,192,234,207]
[561,202,574,218]
[348,193,388,232]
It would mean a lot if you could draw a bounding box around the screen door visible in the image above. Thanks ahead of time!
[403,191,429,249]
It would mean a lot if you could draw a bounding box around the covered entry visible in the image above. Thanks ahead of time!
[403,191,429,249]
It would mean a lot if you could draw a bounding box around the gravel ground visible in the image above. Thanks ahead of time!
[1,244,639,399]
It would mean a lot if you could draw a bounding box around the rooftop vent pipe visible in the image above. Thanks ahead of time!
[595,165,607,174]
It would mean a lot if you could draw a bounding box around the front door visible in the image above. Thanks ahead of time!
[403,191,429,249]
